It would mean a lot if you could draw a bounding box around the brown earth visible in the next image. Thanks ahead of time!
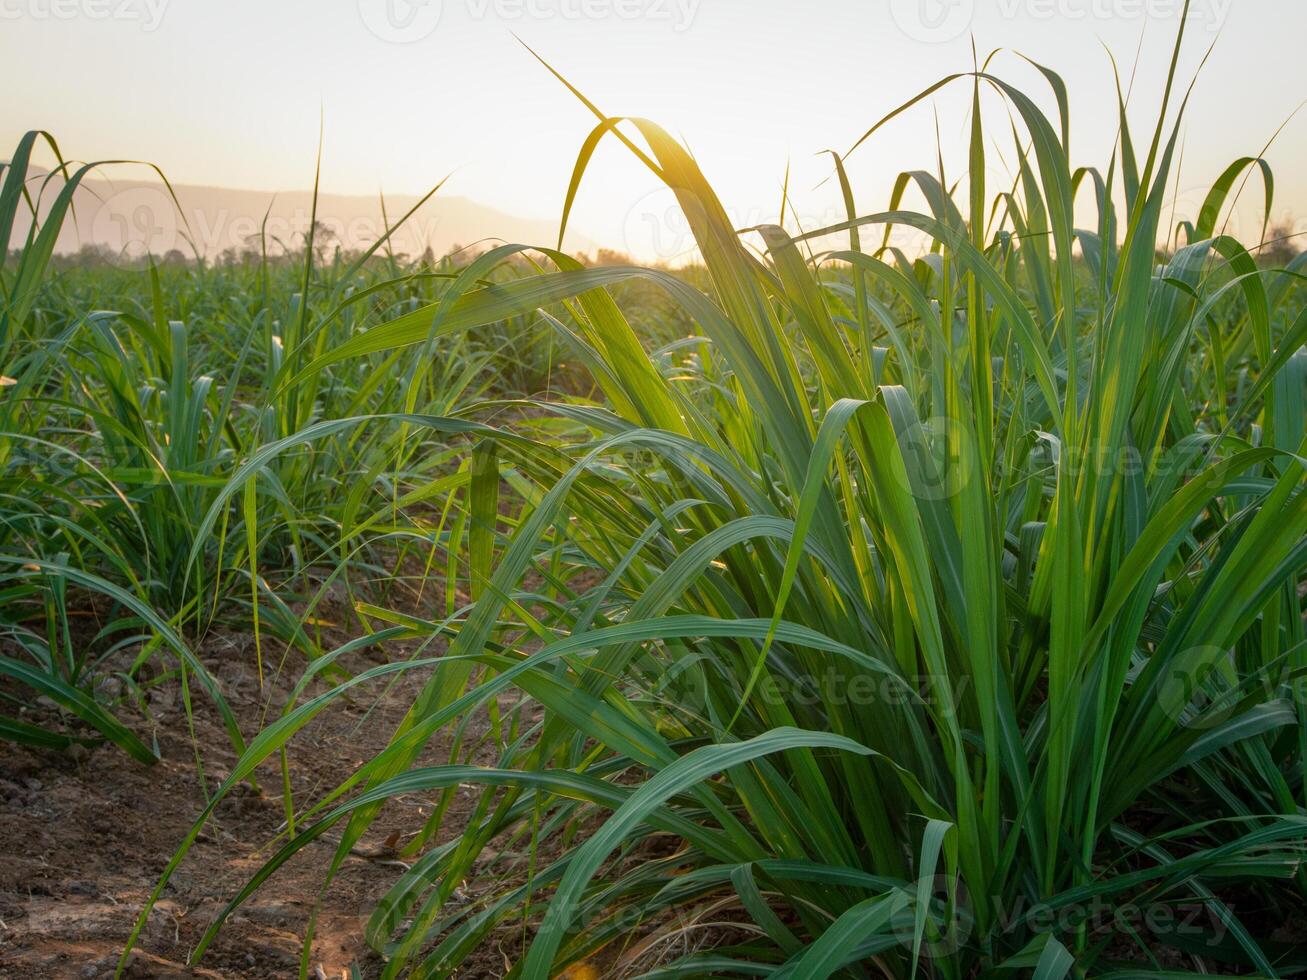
[0,622,516,980]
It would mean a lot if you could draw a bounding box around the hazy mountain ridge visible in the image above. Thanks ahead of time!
[10,173,597,261]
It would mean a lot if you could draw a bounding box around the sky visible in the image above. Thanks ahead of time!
[2,0,1304,261]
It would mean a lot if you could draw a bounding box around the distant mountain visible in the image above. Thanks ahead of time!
[10,174,597,261]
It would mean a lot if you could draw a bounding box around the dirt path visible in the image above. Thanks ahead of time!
[0,626,491,979]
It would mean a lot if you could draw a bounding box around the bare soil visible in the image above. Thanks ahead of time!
[0,624,505,979]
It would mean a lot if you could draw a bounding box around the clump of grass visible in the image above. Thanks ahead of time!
[42,9,1307,977]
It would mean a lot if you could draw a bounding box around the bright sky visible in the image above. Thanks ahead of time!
[3,0,1304,261]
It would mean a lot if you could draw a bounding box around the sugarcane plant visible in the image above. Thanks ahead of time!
[126,8,1307,978]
